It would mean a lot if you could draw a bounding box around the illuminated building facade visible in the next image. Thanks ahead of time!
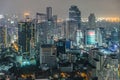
[85,29,96,45]
[0,26,8,48]
[37,22,48,44]
[36,7,58,44]
[40,44,57,67]
[35,13,47,44]
[111,27,119,43]
[69,5,81,29]
[18,22,35,53]
[52,15,57,28]
[96,28,103,46]
[63,19,78,40]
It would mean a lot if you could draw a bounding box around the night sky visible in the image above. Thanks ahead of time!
[0,0,120,18]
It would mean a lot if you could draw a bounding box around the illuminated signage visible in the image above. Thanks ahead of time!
[86,30,96,45]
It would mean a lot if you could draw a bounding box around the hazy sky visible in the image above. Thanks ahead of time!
[0,0,120,18]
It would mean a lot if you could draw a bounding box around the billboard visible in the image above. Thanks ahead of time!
[86,30,96,45]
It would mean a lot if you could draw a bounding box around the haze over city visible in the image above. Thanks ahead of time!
[0,0,120,80]
[0,0,120,18]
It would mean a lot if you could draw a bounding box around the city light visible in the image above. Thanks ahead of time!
[0,14,4,19]
[24,12,30,16]
[82,17,120,22]
[97,17,120,22]
[0,1,119,79]
[23,12,30,19]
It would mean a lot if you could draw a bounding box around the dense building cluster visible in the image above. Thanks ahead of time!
[0,5,119,80]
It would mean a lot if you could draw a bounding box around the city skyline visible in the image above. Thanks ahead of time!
[0,0,120,19]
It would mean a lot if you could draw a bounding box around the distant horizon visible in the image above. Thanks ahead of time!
[0,12,120,20]
[0,0,120,19]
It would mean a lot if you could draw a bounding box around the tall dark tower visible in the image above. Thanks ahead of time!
[18,22,35,53]
[88,13,96,28]
[56,39,66,56]
[69,5,81,29]
[46,7,52,21]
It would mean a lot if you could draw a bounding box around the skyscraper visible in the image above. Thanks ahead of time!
[46,7,52,21]
[52,15,57,28]
[88,13,96,28]
[63,19,78,40]
[69,5,81,29]
[0,26,7,48]
[18,22,35,53]
[85,29,96,45]
[35,13,47,44]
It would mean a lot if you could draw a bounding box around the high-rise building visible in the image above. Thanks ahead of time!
[52,15,57,28]
[76,30,83,47]
[85,29,96,45]
[69,5,81,29]
[63,19,78,40]
[96,28,103,46]
[35,13,47,44]
[18,22,35,53]
[111,27,119,42]
[37,22,48,44]
[36,8,58,44]
[0,26,8,48]
[36,12,55,44]
[88,13,96,28]
[46,7,52,21]
[40,44,57,67]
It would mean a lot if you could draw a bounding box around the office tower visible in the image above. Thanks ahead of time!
[52,15,57,28]
[96,28,103,46]
[0,26,8,48]
[40,44,57,67]
[111,27,118,43]
[46,7,52,21]
[63,19,77,40]
[88,13,96,28]
[69,5,81,29]
[36,13,47,23]
[18,22,35,53]
[36,12,54,44]
[76,30,83,47]
[35,13,47,44]
[85,29,96,45]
